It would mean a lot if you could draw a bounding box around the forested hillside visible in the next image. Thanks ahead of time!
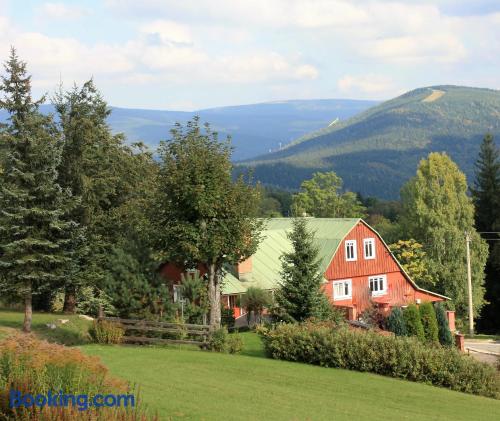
[240,86,500,198]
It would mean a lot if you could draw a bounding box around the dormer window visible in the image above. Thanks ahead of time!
[345,240,357,261]
[363,238,376,259]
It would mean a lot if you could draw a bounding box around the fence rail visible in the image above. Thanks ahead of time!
[98,316,211,347]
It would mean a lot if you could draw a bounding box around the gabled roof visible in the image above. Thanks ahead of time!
[222,218,359,294]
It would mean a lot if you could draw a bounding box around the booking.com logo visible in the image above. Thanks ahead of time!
[10,390,135,411]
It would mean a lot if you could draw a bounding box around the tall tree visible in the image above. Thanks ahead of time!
[0,49,75,332]
[389,239,434,290]
[400,152,488,325]
[471,134,500,333]
[276,218,332,322]
[292,171,367,218]
[153,117,263,328]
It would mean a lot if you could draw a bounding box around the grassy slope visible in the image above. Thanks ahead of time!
[83,340,500,421]
[1,311,499,420]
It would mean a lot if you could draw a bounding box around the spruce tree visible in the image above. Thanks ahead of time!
[276,218,331,322]
[0,49,75,332]
[472,134,500,333]
[387,307,407,336]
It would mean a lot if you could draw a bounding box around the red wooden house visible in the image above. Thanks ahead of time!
[161,218,449,322]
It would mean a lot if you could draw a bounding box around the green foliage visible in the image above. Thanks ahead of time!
[241,286,271,326]
[472,134,500,334]
[389,240,434,289]
[207,327,243,354]
[75,286,116,317]
[88,320,124,344]
[258,323,500,399]
[0,49,77,332]
[367,215,402,244]
[400,152,488,323]
[387,307,407,336]
[276,218,332,322]
[292,172,367,217]
[221,306,235,329]
[403,304,425,341]
[153,117,264,328]
[419,302,439,343]
[180,270,209,324]
[435,303,453,346]
[359,301,386,329]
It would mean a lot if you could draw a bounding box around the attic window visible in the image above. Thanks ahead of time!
[333,279,352,300]
[369,275,387,296]
[363,238,376,259]
[345,240,357,261]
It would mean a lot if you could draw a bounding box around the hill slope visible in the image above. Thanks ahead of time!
[240,86,500,198]
[1,99,376,161]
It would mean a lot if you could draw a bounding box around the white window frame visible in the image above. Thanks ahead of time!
[345,240,357,261]
[363,238,376,260]
[369,275,387,296]
[173,285,183,303]
[333,279,352,301]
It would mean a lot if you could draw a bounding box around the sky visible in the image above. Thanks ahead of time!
[0,0,499,110]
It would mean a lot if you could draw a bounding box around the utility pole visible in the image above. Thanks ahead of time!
[465,231,474,336]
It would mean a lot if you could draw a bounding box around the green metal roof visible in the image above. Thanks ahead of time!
[222,218,359,295]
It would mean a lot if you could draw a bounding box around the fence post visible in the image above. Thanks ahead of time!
[98,304,104,321]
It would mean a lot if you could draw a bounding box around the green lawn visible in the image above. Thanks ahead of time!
[2,311,500,420]
[0,309,91,345]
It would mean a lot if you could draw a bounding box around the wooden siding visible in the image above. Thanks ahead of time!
[324,221,444,313]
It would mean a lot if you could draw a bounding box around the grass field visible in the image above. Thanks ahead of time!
[1,310,500,420]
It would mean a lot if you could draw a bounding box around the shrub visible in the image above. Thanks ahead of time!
[89,320,124,344]
[387,307,407,336]
[419,302,439,343]
[435,303,453,346]
[0,335,156,420]
[359,301,386,329]
[403,304,425,341]
[258,323,500,399]
[221,306,235,330]
[206,327,244,354]
[241,287,271,326]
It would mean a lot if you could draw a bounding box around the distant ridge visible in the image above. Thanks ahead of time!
[238,85,500,199]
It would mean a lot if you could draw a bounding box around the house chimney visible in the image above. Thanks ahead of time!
[236,257,253,280]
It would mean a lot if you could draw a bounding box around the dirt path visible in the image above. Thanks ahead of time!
[422,89,445,102]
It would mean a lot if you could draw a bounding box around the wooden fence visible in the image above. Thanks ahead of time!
[98,316,211,347]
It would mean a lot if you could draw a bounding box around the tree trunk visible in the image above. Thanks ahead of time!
[63,285,77,314]
[207,263,221,329]
[23,281,32,333]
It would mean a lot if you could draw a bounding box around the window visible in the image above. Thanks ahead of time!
[229,295,237,308]
[333,279,352,300]
[363,238,376,259]
[173,285,183,303]
[369,275,387,296]
[345,240,357,261]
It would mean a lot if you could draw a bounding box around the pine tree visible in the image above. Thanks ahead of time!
[0,48,76,332]
[471,134,500,333]
[419,302,439,343]
[276,218,331,322]
[435,302,453,346]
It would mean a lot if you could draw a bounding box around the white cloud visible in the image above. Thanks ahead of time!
[38,2,89,20]
[337,74,394,95]
[140,20,193,45]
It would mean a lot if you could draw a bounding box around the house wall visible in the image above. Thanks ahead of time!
[323,222,443,314]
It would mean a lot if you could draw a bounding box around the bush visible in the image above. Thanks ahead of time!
[221,306,235,330]
[89,320,124,344]
[403,304,425,341]
[435,303,453,346]
[206,327,244,354]
[387,307,407,336]
[258,323,500,399]
[0,335,155,420]
[419,302,439,343]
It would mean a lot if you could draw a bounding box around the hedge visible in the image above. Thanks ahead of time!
[258,323,500,399]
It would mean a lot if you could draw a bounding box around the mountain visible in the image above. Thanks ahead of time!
[0,99,375,161]
[107,99,377,160]
[239,86,500,199]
